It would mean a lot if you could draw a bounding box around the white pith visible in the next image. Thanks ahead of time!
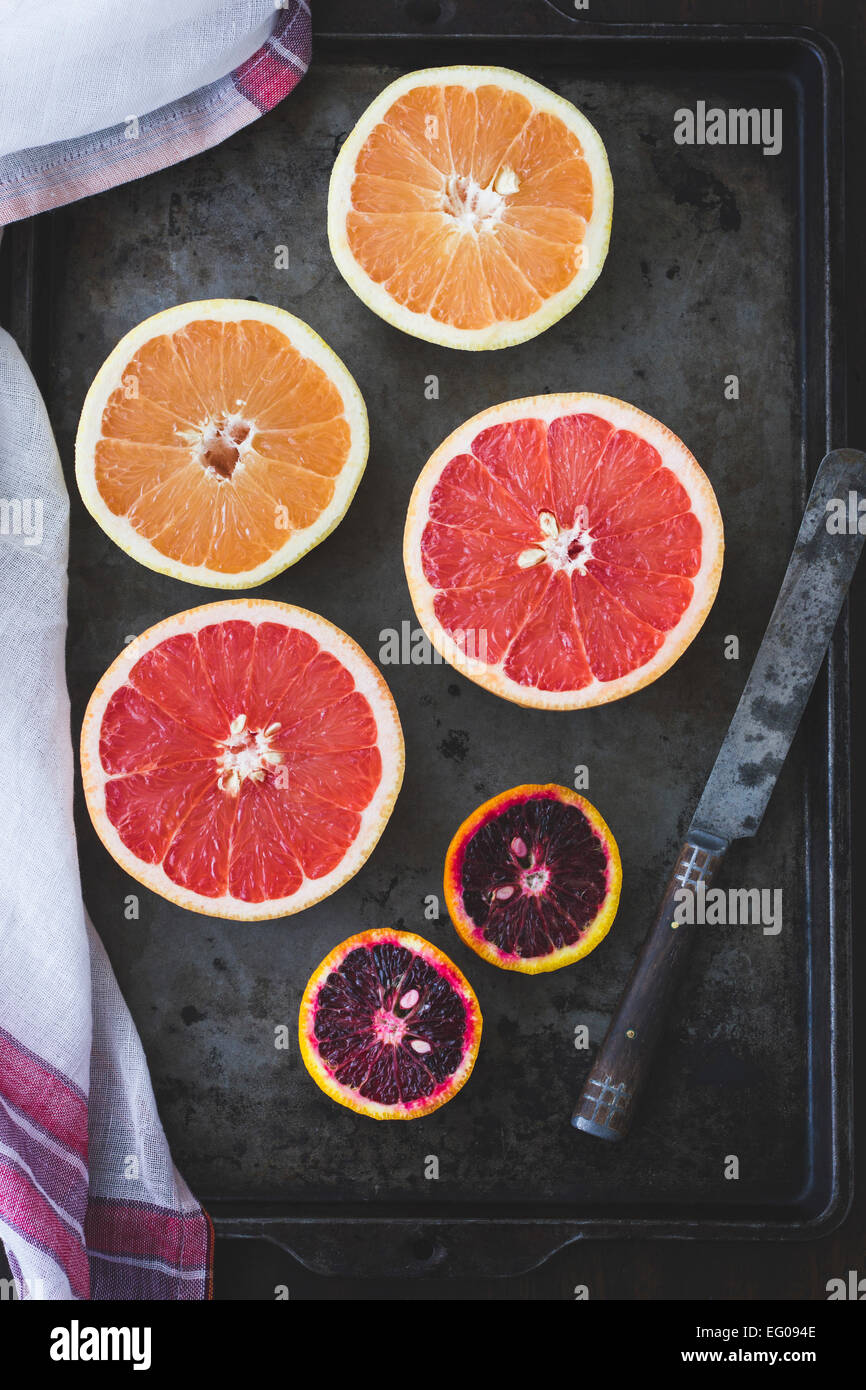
[81,600,405,921]
[521,866,551,896]
[442,172,508,230]
[519,505,595,576]
[404,393,725,711]
[328,66,614,351]
[189,413,254,480]
[216,714,283,794]
[75,300,369,589]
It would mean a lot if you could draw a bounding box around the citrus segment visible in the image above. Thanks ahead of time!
[505,570,593,692]
[404,393,724,709]
[444,786,621,973]
[76,301,369,588]
[299,929,482,1118]
[328,67,613,349]
[81,601,404,920]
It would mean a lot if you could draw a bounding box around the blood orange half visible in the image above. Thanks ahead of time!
[444,785,621,973]
[80,601,404,920]
[76,300,368,588]
[404,393,724,708]
[328,66,613,350]
[299,929,482,1119]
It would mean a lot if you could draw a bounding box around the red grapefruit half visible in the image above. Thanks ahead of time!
[299,929,482,1119]
[81,601,404,919]
[404,394,724,708]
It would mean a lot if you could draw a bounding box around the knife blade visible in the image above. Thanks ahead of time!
[691,449,866,844]
[572,449,866,1142]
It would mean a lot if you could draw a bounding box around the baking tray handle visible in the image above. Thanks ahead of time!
[214,1215,585,1280]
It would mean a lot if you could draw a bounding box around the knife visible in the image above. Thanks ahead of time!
[572,448,866,1142]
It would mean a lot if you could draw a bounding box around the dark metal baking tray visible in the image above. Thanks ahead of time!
[0,14,850,1277]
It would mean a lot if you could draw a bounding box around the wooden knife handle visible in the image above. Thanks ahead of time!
[572,832,727,1141]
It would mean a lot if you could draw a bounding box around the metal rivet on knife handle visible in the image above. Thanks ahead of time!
[573,449,866,1143]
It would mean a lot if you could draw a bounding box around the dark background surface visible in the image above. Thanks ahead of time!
[33,6,841,1247]
[208,0,865,1301]
[1,0,863,1301]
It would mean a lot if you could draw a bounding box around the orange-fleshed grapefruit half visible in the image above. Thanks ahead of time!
[299,929,482,1119]
[328,66,613,349]
[444,786,621,973]
[75,300,368,588]
[404,393,724,708]
[80,601,404,920]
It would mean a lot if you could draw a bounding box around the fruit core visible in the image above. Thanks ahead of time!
[216,713,283,795]
[442,165,519,232]
[372,989,432,1053]
[518,507,594,575]
[459,794,610,957]
[373,1006,407,1045]
[522,866,551,895]
[196,417,252,480]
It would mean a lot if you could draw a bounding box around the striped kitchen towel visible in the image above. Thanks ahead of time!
[0,1,311,1300]
[0,0,312,226]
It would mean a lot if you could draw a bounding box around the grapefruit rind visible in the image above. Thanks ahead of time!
[298,928,483,1119]
[404,392,724,709]
[444,785,622,974]
[75,300,370,589]
[80,599,404,921]
[328,66,614,351]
